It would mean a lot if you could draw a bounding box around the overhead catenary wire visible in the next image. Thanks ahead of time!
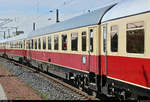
[16,0,75,30]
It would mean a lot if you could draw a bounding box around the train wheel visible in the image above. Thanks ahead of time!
[27,61,31,67]
[40,64,43,72]
[37,64,41,72]
[46,66,49,73]
[78,76,85,91]
[3,54,8,59]
[120,91,126,100]
[78,82,83,90]
[73,75,80,89]
[74,75,79,88]
[78,81,83,90]
[19,58,23,64]
[88,89,97,97]
[92,91,97,98]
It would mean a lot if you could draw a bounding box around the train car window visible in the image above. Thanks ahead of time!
[18,41,21,48]
[28,40,30,49]
[18,42,19,48]
[22,41,24,49]
[54,35,59,50]
[10,42,12,48]
[22,41,23,49]
[14,42,17,48]
[7,42,8,48]
[13,42,14,48]
[127,21,144,53]
[14,42,16,48]
[103,25,107,52]
[20,42,21,49]
[127,21,144,29]
[62,34,67,50]
[25,42,27,49]
[82,31,86,51]
[8,43,9,48]
[20,41,22,49]
[35,39,37,49]
[48,36,51,50]
[23,40,26,49]
[17,42,19,48]
[111,25,118,52]
[71,33,78,51]
[18,42,20,48]
[26,40,29,49]
[30,40,32,49]
[43,37,46,50]
[9,42,10,48]
[15,42,17,48]
[90,29,93,52]
[12,42,14,48]
[28,41,30,49]
[6,42,7,48]
[31,40,34,49]
[38,38,41,50]
[11,42,13,48]
[8,42,9,48]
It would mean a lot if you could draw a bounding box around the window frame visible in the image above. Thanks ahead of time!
[62,34,67,51]
[110,25,118,52]
[89,29,94,52]
[82,31,87,51]
[48,36,52,50]
[35,39,37,49]
[43,37,46,50]
[71,32,78,51]
[54,35,59,50]
[126,21,145,54]
[31,39,34,49]
[38,38,41,50]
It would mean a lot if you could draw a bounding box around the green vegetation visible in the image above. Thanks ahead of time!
[25,83,49,100]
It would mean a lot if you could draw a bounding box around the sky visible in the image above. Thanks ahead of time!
[0,0,120,39]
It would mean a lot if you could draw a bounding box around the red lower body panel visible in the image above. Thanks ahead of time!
[28,50,99,74]
[0,49,5,54]
[0,49,100,74]
[7,49,26,57]
[101,55,150,88]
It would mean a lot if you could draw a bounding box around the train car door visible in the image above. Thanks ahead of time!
[102,24,108,76]
[88,27,97,73]
[23,40,26,57]
[29,40,33,59]
[27,40,32,60]
[3,42,6,56]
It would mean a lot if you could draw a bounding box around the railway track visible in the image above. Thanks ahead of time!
[0,57,99,100]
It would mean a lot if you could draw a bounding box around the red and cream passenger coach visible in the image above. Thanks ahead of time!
[0,0,150,99]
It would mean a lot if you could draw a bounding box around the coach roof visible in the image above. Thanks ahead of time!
[102,0,150,22]
[0,34,28,43]
[28,4,115,38]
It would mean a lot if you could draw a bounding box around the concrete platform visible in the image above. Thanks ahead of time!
[0,84,7,100]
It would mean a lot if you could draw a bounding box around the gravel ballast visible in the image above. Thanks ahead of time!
[0,60,87,100]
